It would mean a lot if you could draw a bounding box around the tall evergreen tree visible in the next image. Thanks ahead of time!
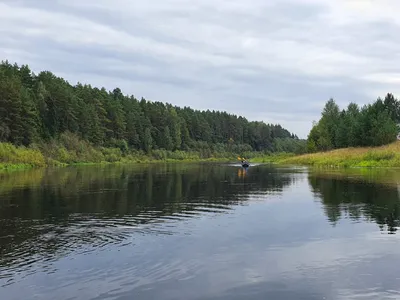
[0,60,304,154]
[0,74,23,144]
[308,96,400,151]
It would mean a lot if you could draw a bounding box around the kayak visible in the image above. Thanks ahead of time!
[238,157,250,168]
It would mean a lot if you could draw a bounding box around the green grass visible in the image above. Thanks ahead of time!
[0,143,46,170]
[0,137,252,171]
[250,152,296,163]
[278,141,400,168]
[4,132,306,171]
[6,138,400,171]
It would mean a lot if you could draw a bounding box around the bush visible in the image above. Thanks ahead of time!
[0,142,46,167]
[101,147,122,162]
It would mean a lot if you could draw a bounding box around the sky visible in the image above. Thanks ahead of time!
[1,0,399,138]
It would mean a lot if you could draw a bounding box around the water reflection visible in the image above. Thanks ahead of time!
[237,167,247,178]
[0,163,298,285]
[308,170,400,234]
[2,164,400,299]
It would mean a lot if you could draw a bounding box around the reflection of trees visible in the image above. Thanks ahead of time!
[308,173,400,234]
[0,164,297,280]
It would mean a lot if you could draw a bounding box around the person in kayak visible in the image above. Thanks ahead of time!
[238,157,249,166]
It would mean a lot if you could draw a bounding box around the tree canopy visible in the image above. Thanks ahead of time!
[307,94,400,152]
[0,60,305,155]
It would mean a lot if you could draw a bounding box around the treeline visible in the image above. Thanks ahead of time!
[0,60,305,159]
[307,94,400,152]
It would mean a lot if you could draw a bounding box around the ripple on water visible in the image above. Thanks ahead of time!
[0,200,235,286]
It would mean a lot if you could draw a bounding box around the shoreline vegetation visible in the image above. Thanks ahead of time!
[275,92,400,169]
[0,136,294,171]
[2,60,400,171]
[0,60,307,171]
[278,141,400,168]
[5,138,400,171]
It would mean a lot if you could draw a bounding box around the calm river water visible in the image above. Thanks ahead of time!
[1,163,400,300]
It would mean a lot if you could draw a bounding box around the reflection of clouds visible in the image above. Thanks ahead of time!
[3,172,400,299]
[337,287,400,300]
[337,288,400,300]
[190,230,400,300]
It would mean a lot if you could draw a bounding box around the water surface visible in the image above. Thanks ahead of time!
[1,163,400,299]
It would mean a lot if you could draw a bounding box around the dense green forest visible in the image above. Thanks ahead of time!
[0,60,306,166]
[307,94,400,152]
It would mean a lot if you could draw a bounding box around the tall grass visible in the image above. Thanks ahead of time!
[280,141,400,168]
[250,152,296,163]
[0,133,258,170]
[4,136,400,170]
[0,143,46,169]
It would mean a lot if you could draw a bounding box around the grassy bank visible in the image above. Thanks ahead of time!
[0,143,47,170]
[0,142,234,171]
[279,141,400,168]
[6,138,400,171]
[3,131,299,171]
[251,152,295,163]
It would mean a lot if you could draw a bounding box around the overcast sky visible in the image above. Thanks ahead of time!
[1,0,399,138]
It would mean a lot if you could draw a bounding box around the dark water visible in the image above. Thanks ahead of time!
[1,163,400,300]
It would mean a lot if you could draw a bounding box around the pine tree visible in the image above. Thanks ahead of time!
[0,74,23,143]
[144,127,153,153]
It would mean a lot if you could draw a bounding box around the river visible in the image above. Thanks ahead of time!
[1,163,400,299]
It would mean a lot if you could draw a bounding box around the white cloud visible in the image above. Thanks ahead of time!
[1,0,400,138]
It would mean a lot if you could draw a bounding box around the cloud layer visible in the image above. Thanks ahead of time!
[1,0,399,137]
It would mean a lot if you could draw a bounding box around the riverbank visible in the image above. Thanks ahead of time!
[250,152,295,163]
[4,140,400,171]
[0,142,229,171]
[1,141,293,171]
[279,141,400,168]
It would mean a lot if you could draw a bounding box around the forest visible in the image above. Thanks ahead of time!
[0,60,306,166]
[307,94,400,152]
